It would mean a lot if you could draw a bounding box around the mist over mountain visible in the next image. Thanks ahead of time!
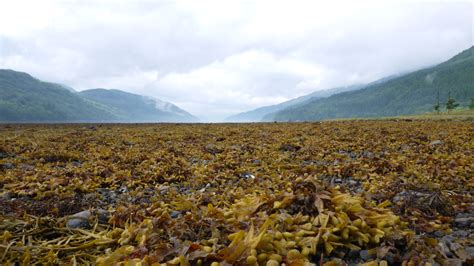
[0,69,197,123]
[265,46,474,121]
[225,85,364,122]
[78,89,198,122]
[1,46,472,123]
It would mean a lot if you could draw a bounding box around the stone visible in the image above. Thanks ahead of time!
[170,211,181,219]
[455,212,474,219]
[252,159,261,165]
[0,151,8,159]
[96,209,110,224]
[465,247,474,259]
[451,230,469,238]
[97,188,117,204]
[67,209,110,228]
[442,259,462,266]
[279,143,301,152]
[454,217,474,228]
[198,183,211,193]
[0,163,14,170]
[348,180,359,186]
[429,140,443,146]
[239,172,256,180]
[362,151,375,159]
[438,241,454,258]
[67,210,92,229]
[0,192,14,200]
[118,186,128,193]
[19,164,34,171]
[158,185,170,195]
[360,250,374,260]
[204,144,223,154]
[382,252,396,264]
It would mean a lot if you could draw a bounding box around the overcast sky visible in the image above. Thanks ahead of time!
[0,0,472,121]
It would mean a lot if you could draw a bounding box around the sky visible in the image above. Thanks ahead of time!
[0,0,472,121]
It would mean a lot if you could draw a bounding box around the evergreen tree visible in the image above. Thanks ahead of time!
[446,95,459,113]
[434,91,440,114]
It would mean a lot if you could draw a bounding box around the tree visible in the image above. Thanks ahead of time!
[470,97,474,110]
[434,91,440,114]
[446,94,459,113]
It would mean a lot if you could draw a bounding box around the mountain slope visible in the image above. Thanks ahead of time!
[78,89,198,122]
[225,85,363,122]
[0,69,117,122]
[0,69,198,122]
[269,46,474,121]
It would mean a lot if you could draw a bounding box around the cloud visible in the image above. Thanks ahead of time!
[0,0,472,121]
[146,49,331,120]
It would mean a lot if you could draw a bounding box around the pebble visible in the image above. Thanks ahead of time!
[279,143,301,152]
[97,188,118,204]
[454,217,474,228]
[455,212,474,219]
[252,159,261,165]
[97,209,110,224]
[443,259,462,266]
[198,183,211,193]
[239,172,256,180]
[0,163,14,170]
[0,192,14,200]
[19,164,34,170]
[0,151,8,159]
[360,250,374,260]
[67,210,92,229]
[204,144,223,154]
[429,140,443,146]
[118,186,128,193]
[382,252,396,264]
[158,185,170,195]
[438,240,454,258]
[348,180,359,186]
[66,209,110,228]
[170,211,181,219]
[451,230,469,238]
[466,247,474,259]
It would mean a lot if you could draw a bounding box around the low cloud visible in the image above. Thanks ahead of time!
[0,0,472,121]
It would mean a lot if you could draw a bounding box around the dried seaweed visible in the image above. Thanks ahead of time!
[0,121,473,265]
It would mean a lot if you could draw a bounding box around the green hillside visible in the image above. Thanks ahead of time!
[0,70,117,122]
[78,89,198,122]
[225,84,363,122]
[0,70,198,122]
[268,46,474,121]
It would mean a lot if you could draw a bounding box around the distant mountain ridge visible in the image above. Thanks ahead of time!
[78,89,198,122]
[266,46,474,121]
[0,69,197,122]
[225,84,364,122]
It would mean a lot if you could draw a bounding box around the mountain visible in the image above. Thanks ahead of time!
[225,85,364,122]
[78,89,198,122]
[268,46,474,121]
[0,69,117,122]
[0,69,198,122]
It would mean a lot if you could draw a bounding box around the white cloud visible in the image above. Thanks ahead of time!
[145,49,334,120]
[0,0,472,121]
